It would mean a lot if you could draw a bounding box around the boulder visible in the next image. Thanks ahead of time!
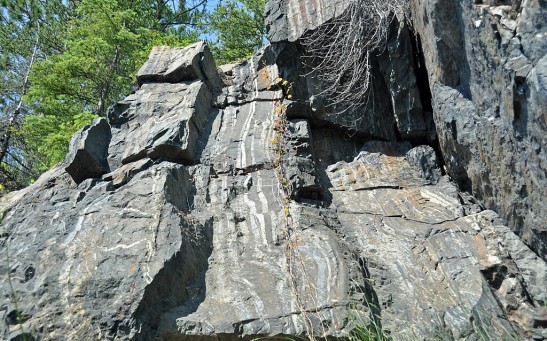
[64,118,111,184]
[107,81,212,169]
[137,42,223,90]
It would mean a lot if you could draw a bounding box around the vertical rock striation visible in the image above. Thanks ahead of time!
[0,2,545,341]
[410,0,547,259]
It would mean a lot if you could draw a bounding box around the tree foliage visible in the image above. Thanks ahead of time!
[204,0,266,64]
[0,0,69,189]
[22,0,200,172]
[0,0,267,193]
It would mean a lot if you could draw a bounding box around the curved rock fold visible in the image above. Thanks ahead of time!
[1,1,546,340]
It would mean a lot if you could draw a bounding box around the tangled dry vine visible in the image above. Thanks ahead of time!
[301,0,409,116]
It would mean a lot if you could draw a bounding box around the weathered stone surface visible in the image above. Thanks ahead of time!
[108,81,212,168]
[222,46,281,105]
[221,39,397,140]
[378,19,426,138]
[265,1,428,140]
[171,170,366,339]
[271,43,397,139]
[411,0,547,258]
[1,163,209,340]
[102,158,153,188]
[265,0,351,42]
[328,150,545,339]
[1,0,546,338]
[197,97,278,173]
[64,118,111,184]
[285,119,320,200]
[6,120,544,340]
[327,144,441,191]
[137,42,222,90]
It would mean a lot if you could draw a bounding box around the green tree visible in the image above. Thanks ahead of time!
[21,0,199,171]
[0,0,268,193]
[204,0,266,64]
[0,0,70,189]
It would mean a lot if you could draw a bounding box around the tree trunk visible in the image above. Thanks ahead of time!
[97,45,120,116]
[0,25,40,166]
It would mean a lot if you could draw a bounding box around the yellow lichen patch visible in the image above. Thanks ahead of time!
[257,67,273,90]
[129,260,138,274]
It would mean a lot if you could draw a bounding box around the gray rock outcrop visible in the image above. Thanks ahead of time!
[267,0,547,259]
[107,81,212,169]
[64,118,111,184]
[265,0,351,43]
[1,1,546,340]
[137,42,223,90]
[413,0,547,260]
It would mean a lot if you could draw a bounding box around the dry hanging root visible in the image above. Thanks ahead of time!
[301,0,409,116]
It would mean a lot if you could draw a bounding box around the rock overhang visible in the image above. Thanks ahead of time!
[1,1,546,340]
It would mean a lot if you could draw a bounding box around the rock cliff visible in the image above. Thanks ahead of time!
[1,1,546,340]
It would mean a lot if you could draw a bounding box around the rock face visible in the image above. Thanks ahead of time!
[107,81,212,168]
[1,2,546,341]
[265,0,351,42]
[65,118,111,184]
[412,0,547,260]
[137,42,223,90]
[267,0,547,259]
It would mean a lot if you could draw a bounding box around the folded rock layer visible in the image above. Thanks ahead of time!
[1,3,546,341]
